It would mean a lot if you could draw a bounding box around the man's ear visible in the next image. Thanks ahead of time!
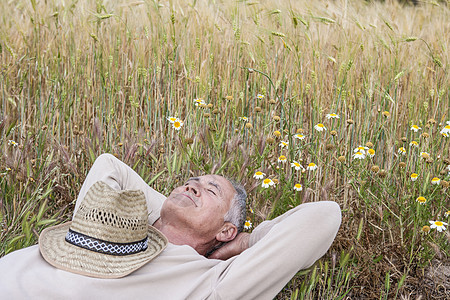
[216,222,238,242]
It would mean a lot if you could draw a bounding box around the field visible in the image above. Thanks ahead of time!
[1,0,449,298]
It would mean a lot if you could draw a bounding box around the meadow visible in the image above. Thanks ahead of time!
[1,0,449,298]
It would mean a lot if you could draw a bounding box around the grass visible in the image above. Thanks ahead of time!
[1,0,449,298]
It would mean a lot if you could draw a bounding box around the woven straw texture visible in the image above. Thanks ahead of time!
[39,181,167,279]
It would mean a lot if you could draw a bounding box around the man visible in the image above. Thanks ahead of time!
[0,153,341,299]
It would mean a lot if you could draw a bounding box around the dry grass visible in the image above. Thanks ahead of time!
[1,0,449,298]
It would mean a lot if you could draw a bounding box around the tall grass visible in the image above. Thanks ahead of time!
[1,0,449,298]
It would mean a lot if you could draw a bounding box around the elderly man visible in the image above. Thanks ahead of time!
[0,153,341,299]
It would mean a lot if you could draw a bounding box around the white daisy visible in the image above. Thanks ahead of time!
[354,146,369,155]
[314,123,327,132]
[172,119,184,130]
[294,133,306,140]
[279,141,289,149]
[261,178,275,188]
[167,116,177,123]
[326,113,340,119]
[429,220,448,232]
[291,161,304,171]
[410,125,421,132]
[253,171,265,179]
[431,177,441,185]
[244,220,252,230]
[410,173,419,181]
[307,163,317,171]
[294,183,303,191]
[353,152,365,160]
[278,155,287,163]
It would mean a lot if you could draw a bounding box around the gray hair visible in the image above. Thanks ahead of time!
[223,179,247,233]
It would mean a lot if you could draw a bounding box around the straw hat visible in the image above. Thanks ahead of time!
[39,181,167,279]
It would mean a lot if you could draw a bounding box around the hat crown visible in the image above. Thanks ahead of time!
[70,181,148,243]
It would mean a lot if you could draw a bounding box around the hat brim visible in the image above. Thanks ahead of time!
[39,222,167,279]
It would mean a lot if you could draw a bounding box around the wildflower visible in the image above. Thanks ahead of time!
[410,141,419,147]
[368,149,375,158]
[245,123,253,129]
[416,196,427,204]
[420,152,430,159]
[421,225,430,234]
[256,94,264,99]
[326,113,340,119]
[278,155,287,163]
[6,167,12,172]
[445,211,450,218]
[314,123,327,132]
[294,133,306,140]
[261,178,275,188]
[8,140,18,147]
[291,161,304,171]
[431,177,441,185]
[294,183,303,191]
[398,147,406,155]
[354,146,369,155]
[194,98,205,106]
[279,141,288,148]
[172,119,184,130]
[410,125,421,132]
[330,130,337,136]
[382,111,390,117]
[307,163,317,171]
[421,133,430,139]
[273,130,281,137]
[253,171,265,179]
[429,220,448,232]
[239,116,249,122]
[353,152,365,160]
[366,142,374,148]
[273,115,281,122]
[244,220,252,230]
[167,116,177,123]
[440,125,450,136]
[225,95,233,100]
[410,173,418,181]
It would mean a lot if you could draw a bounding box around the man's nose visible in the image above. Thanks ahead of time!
[185,185,199,196]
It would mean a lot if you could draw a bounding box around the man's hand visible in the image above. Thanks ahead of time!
[209,233,250,260]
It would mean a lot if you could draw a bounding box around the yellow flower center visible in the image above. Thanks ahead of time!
[435,221,443,226]
[295,184,301,188]
[411,173,418,178]
[174,121,181,128]
[263,179,271,184]
[368,149,375,155]
[255,171,263,176]
[279,156,286,160]
[293,163,300,167]
[445,125,450,129]
[317,124,324,127]
[308,163,315,167]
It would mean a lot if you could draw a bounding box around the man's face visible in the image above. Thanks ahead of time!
[160,175,236,238]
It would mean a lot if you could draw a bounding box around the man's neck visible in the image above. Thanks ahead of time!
[153,218,216,256]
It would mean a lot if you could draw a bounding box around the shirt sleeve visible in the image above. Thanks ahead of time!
[211,201,341,300]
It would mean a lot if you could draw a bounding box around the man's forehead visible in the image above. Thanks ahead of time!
[188,174,229,185]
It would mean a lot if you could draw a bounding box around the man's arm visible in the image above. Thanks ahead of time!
[210,201,341,299]
[75,154,166,224]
